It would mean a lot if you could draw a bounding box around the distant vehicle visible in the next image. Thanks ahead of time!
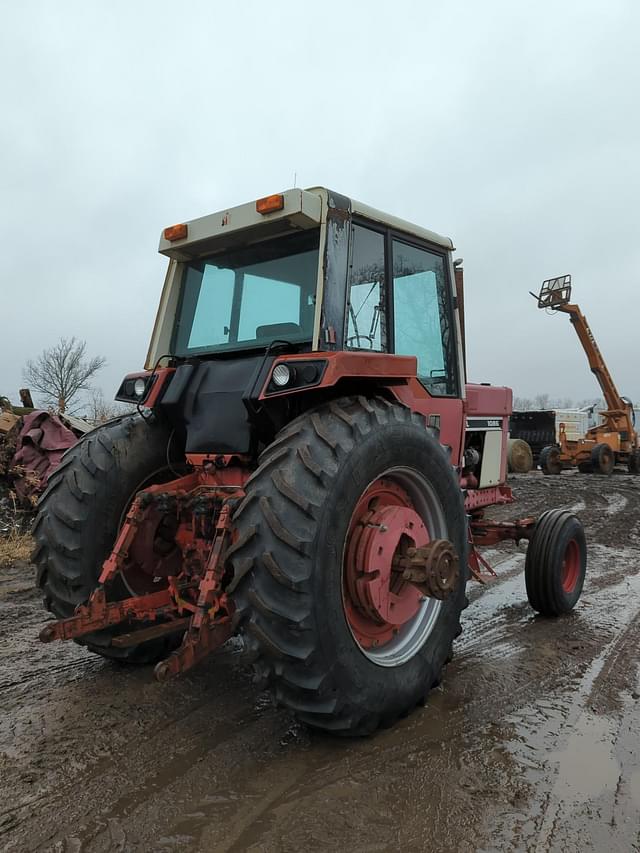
[533,275,640,475]
[510,408,590,464]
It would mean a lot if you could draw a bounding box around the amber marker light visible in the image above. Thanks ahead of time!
[163,223,188,241]
[256,194,285,214]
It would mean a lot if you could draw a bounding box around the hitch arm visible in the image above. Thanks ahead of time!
[39,587,174,643]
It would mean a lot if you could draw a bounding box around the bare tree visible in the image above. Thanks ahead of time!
[86,388,135,424]
[512,397,533,411]
[534,393,550,410]
[23,337,106,413]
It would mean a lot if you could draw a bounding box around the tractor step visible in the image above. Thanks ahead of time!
[38,587,175,643]
[110,617,191,648]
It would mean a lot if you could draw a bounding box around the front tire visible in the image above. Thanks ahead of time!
[228,396,468,735]
[525,509,586,616]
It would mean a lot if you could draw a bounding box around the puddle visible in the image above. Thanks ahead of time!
[548,712,619,800]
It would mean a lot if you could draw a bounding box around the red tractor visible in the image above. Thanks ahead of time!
[34,189,587,735]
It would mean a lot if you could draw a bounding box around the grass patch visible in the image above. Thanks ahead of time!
[0,530,33,567]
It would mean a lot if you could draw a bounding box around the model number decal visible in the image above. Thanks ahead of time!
[466,417,502,430]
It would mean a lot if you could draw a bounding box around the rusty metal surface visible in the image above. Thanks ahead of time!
[393,539,460,600]
[467,515,536,582]
[464,483,514,511]
[468,545,498,584]
[110,617,191,647]
[38,461,247,680]
[38,587,174,643]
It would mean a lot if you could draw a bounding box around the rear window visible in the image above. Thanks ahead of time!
[173,230,320,356]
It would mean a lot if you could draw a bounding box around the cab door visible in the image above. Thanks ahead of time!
[390,237,464,462]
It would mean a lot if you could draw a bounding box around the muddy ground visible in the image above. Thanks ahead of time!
[1,470,640,852]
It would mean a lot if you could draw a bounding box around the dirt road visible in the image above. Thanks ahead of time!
[2,471,640,852]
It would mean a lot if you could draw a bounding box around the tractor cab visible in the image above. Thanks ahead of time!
[118,188,468,463]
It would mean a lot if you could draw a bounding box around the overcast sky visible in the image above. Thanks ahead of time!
[1,1,639,411]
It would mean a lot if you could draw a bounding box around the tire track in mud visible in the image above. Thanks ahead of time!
[0,649,282,851]
[107,547,640,852]
[3,473,640,852]
[190,545,640,853]
[493,578,640,852]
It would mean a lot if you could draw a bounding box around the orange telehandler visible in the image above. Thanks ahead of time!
[534,275,640,475]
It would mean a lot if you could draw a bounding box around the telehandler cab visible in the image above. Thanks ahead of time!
[34,189,587,734]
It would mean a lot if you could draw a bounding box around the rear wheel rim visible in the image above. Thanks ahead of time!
[117,466,182,596]
[561,538,580,593]
[342,467,446,667]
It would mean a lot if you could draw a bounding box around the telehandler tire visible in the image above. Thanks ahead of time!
[540,445,562,475]
[525,509,586,616]
[627,449,640,474]
[33,414,183,663]
[228,396,468,736]
[591,443,614,475]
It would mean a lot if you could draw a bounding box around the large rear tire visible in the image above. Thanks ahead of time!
[33,414,183,662]
[228,396,468,735]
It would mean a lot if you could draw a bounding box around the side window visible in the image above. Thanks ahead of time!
[392,241,457,396]
[346,225,386,351]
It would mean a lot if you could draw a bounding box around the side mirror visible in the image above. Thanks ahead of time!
[534,274,572,309]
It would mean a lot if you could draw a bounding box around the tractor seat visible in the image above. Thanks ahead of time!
[256,322,302,339]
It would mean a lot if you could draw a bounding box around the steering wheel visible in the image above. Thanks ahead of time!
[346,334,375,349]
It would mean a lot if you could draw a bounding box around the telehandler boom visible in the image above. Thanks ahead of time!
[535,275,640,475]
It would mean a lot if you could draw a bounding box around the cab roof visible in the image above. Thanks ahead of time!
[158,187,454,260]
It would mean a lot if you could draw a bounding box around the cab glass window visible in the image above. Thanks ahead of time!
[392,240,457,395]
[173,230,319,356]
[346,225,386,351]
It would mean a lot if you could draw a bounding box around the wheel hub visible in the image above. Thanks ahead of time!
[348,503,428,626]
[561,538,580,593]
[344,478,432,649]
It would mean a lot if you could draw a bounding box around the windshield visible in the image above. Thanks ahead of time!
[172,230,320,356]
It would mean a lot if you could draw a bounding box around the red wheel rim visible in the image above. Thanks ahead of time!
[117,469,183,596]
[343,476,432,652]
[124,506,181,594]
[561,538,580,593]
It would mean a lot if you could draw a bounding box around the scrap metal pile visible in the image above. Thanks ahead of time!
[0,393,90,508]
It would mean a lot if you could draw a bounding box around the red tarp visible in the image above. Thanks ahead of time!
[11,412,79,502]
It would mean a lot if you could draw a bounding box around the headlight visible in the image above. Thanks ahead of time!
[115,372,157,405]
[272,363,292,387]
[264,359,327,395]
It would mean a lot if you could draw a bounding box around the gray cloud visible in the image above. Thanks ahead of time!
[1,0,639,409]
